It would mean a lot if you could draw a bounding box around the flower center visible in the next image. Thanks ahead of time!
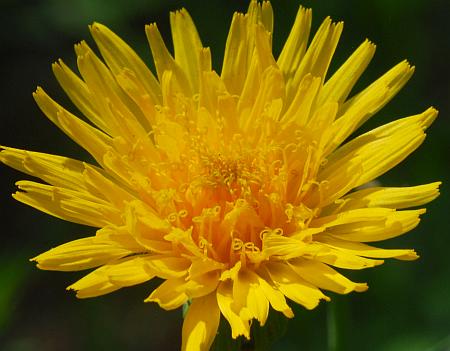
[150,121,322,265]
[174,139,307,265]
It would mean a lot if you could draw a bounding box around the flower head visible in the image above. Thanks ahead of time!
[1,1,440,349]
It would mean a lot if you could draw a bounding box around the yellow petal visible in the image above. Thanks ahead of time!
[340,60,415,129]
[182,293,220,351]
[324,61,417,154]
[281,74,321,127]
[315,234,419,261]
[221,0,272,96]
[82,164,135,210]
[232,269,269,326]
[319,39,376,105]
[265,262,330,310]
[146,256,191,279]
[198,70,228,114]
[89,22,161,105]
[32,237,135,271]
[170,9,204,93]
[311,207,395,228]
[311,244,384,269]
[257,275,294,318]
[277,6,312,94]
[185,270,220,299]
[67,256,153,298]
[115,68,157,128]
[0,146,87,191]
[324,83,389,155]
[217,280,250,339]
[96,225,143,251]
[239,66,284,133]
[286,17,343,106]
[146,270,219,310]
[52,59,108,132]
[75,42,150,143]
[262,232,309,260]
[145,278,189,310]
[163,227,202,257]
[221,12,252,94]
[145,23,191,96]
[260,1,274,35]
[313,207,425,242]
[125,200,172,252]
[100,150,151,192]
[188,258,225,279]
[289,258,368,294]
[304,102,338,155]
[254,23,276,71]
[304,162,362,209]
[327,182,441,212]
[219,261,242,282]
[33,87,112,166]
[321,108,437,189]
[326,209,426,242]
[13,181,121,227]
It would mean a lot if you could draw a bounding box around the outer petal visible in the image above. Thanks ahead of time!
[277,6,312,91]
[52,59,108,133]
[75,42,150,144]
[319,39,376,105]
[145,278,189,310]
[321,108,437,189]
[316,234,419,261]
[182,293,220,351]
[281,74,321,127]
[285,17,343,105]
[13,181,121,227]
[221,0,272,96]
[310,244,384,269]
[257,275,294,318]
[31,237,134,271]
[313,208,426,242]
[217,280,251,339]
[264,262,330,310]
[170,8,204,93]
[33,87,112,167]
[145,23,191,96]
[146,270,220,309]
[289,258,368,294]
[67,256,154,298]
[232,269,269,326]
[0,147,88,191]
[328,211,425,242]
[146,256,191,279]
[89,22,161,105]
[339,60,415,129]
[325,182,441,213]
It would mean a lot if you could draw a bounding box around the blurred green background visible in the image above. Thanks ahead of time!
[0,0,449,350]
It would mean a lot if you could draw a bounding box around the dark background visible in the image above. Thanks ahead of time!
[0,0,449,350]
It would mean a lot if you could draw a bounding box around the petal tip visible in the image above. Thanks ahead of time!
[355,283,368,292]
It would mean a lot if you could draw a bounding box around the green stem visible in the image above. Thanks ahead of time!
[328,299,347,351]
[327,301,339,351]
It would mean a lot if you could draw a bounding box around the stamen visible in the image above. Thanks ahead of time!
[259,227,284,240]
[232,238,244,251]
[244,242,260,253]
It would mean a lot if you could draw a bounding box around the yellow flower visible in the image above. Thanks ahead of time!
[1,1,440,349]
